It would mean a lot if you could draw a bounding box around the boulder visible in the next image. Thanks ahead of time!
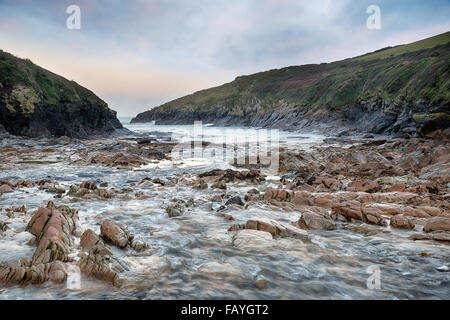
[26,202,78,265]
[225,196,244,206]
[423,217,450,233]
[347,180,379,193]
[100,220,131,249]
[390,215,415,230]
[297,212,335,230]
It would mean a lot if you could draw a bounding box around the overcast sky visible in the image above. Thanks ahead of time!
[1,0,449,116]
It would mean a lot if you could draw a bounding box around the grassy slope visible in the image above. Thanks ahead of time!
[0,50,108,113]
[138,32,450,120]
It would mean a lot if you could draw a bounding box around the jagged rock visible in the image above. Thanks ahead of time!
[80,181,97,190]
[0,184,13,193]
[245,217,310,242]
[225,196,244,206]
[26,201,78,265]
[194,179,208,190]
[297,212,335,230]
[0,261,67,285]
[423,217,450,233]
[100,220,131,249]
[390,215,415,230]
[80,229,112,255]
[211,181,227,190]
[78,248,119,286]
[232,229,273,249]
[244,188,260,201]
[347,180,380,193]
[130,236,149,251]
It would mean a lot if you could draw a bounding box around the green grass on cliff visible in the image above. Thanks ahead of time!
[0,50,108,113]
[354,31,450,61]
[140,32,450,120]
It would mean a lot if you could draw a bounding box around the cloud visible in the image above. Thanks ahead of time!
[0,0,449,116]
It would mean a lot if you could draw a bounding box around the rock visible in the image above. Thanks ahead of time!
[80,181,97,190]
[423,217,450,233]
[244,188,260,201]
[199,169,264,184]
[232,229,273,249]
[0,184,13,193]
[211,181,227,190]
[130,236,148,251]
[331,201,363,222]
[26,202,78,265]
[297,212,335,230]
[347,180,379,193]
[225,196,244,206]
[245,217,310,242]
[264,189,293,202]
[198,261,242,277]
[78,248,119,286]
[166,205,183,217]
[80,229,112,255]
[194,179,208,190]
[100,220,131,249]
[390,215,415,230]
[0,261,68,285]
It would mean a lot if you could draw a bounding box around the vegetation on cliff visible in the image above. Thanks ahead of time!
[0,50,122,138]
[132,32,450,135]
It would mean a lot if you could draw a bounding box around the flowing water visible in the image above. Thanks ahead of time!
[0,119,448,299]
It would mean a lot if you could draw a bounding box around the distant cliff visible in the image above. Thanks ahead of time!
[0,50,123,138]
[132,32,450,137]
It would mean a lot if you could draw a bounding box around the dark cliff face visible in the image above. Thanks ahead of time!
[132,32,450,137]
[0,50,123,138]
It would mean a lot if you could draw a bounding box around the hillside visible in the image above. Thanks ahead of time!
[132,32,450,137]
[0,50,123,138]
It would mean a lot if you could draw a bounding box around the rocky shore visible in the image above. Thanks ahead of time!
[0,128,448,299]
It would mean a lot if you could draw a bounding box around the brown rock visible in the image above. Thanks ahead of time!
[347,180,379,193]
[423,217,450,233]
[297,212,335,230]
[100,220,131,248]
[390,215,415,230]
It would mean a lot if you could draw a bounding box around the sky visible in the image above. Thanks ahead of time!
[0,0,449,116]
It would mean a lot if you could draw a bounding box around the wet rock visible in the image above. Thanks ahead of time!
[152,178,166,186]
[80,181,97,190]
[199,169,265,183]
[211,180,227,190]
[80,229,112,255]
[264,189,293,202]
[390,215,415,230]
[194,179,208,190]
[409,232,450,242]
[198,261,242,277]
[0,184,13,193]
[244,188,260,201]
[78,248,120,286]
[232,229,273,249]
[130,235,149,251]
[0,261,67,285]
[423,217,450,233]
[347,180,380,193]
[166,205,183,217]
[297,212,335,230]
[245,217,310,242]
[26,201,78,265]
[225,196,244,206]
[100,220,131,249]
